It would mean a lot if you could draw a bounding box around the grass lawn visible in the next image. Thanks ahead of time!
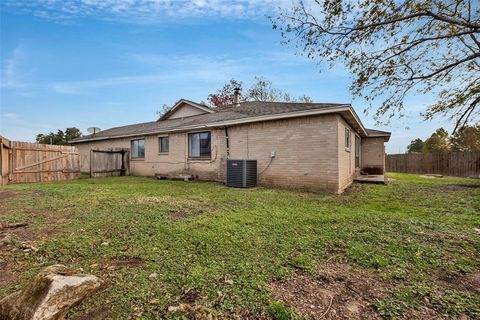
[0,173,479,319]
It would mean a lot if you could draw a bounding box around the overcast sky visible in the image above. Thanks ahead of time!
[0,0,456,153]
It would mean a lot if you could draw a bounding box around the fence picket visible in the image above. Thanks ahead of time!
[386,152,480,177]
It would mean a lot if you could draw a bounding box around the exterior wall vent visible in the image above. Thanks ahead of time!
[226,159,257,188]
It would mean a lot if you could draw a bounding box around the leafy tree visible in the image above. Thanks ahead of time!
[272,0,480,132]
[64,127,82,142]
[406,138,424,153]
[423,128,451,152]
[208,77,313,107]
[451,123,480,151]
[207,79,248,108]
[36,127,82,145]
[156,103,173,117]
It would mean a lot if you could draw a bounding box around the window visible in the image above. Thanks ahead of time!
[355,136,360,168]
[188,132,211,158]
[131,139,145,159]
[345,128,351,149]
[159,136,169,153]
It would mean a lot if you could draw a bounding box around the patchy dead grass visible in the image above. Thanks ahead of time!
[0,190,18,201]
[269,262,387,319]
[100,256,145,270]
[436,272,480,293]
[132,195,207,206]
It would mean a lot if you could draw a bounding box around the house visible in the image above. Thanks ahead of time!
[70,92,390,193]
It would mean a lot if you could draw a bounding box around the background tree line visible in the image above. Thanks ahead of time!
[35,127,82,145]
[406,124,480,153]
[157,76,312,115]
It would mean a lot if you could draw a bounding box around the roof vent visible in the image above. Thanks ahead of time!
[233,87,241,106]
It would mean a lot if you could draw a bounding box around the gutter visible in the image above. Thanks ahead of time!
[71,105,368,144]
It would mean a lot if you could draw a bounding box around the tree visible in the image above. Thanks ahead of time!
[36,127,82,145]
[406,138,424,153]
[423,128,451,152]
[156,104,172,118]
[207,76,313,107]
[272,0,480,132]
[451,123,480,151]
[207,79,247,108]
[65,127,82,142]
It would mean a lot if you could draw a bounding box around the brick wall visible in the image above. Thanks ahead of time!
[337,116,361,191]
[75,114,353,192]
[228,114,339,192]
[361,137,386,173]
[76,130,226,181]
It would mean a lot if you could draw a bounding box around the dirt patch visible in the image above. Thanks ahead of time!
[169,211,189,220]
[0,259,17,288]
[441,184,480,191]
[437,272,480,293]
[132,196,209,220]
[71,305,111,320]
[0,191,17,201]
[132,195,207,206]
[0,208,72,290]
[100,256,144,270]
[269,262,387,319]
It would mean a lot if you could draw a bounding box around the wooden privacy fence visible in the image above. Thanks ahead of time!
[0,136,80,185]
[386,152,480,178]
[90,148,129,177]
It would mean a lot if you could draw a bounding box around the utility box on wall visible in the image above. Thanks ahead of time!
[226,159,257,188]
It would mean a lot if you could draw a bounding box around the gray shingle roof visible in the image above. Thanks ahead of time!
[365,128,391,136]
[70,101,390,143]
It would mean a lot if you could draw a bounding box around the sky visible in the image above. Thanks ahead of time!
[0,0,456,153]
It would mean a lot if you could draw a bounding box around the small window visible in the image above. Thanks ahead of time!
[355,136,360,168]
[159,136,169,153]
[131,139,145,159]
[189,132,211,158]
[345,128,351,149]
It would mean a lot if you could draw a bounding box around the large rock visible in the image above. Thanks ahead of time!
[0,265,101,320]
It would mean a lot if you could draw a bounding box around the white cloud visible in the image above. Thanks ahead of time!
[0,45,26,89]
[2,113,19,118]
[2,0,291,24]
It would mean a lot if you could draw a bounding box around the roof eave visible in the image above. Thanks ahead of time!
[70,105,375,144]
[158,99,214,121]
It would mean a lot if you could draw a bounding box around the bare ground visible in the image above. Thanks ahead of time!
[0,190,70,290]
[269,262,388,319]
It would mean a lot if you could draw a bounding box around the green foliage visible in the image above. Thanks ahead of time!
[451,123,480,151]
[423,128,451,152]
[36,127,82,145]
[2,173,479,318]
[273,0,480,129]
[406,138,424,153]
[268,301,296,320]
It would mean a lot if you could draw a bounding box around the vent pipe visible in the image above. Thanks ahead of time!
[233,87,241,106]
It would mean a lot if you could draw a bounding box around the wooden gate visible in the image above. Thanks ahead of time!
[90,148,129,177]
[6,141,80,183]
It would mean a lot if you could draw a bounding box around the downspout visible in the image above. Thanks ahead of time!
[224,126,230,159]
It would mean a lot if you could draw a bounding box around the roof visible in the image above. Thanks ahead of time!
[365,128,391,142]
[70,100,391,143]
[158,99,214,121]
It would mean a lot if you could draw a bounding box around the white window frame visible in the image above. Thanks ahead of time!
[345,127,351,150]
[188,131,211,159]
[131,138,145,159]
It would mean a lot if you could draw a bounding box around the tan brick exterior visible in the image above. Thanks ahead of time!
[337,116,361,192]
[75,114,386,193]
[361,137,386,173]
[228,114,339,192]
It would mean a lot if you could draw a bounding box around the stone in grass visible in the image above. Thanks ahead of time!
[0,264,102,320]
